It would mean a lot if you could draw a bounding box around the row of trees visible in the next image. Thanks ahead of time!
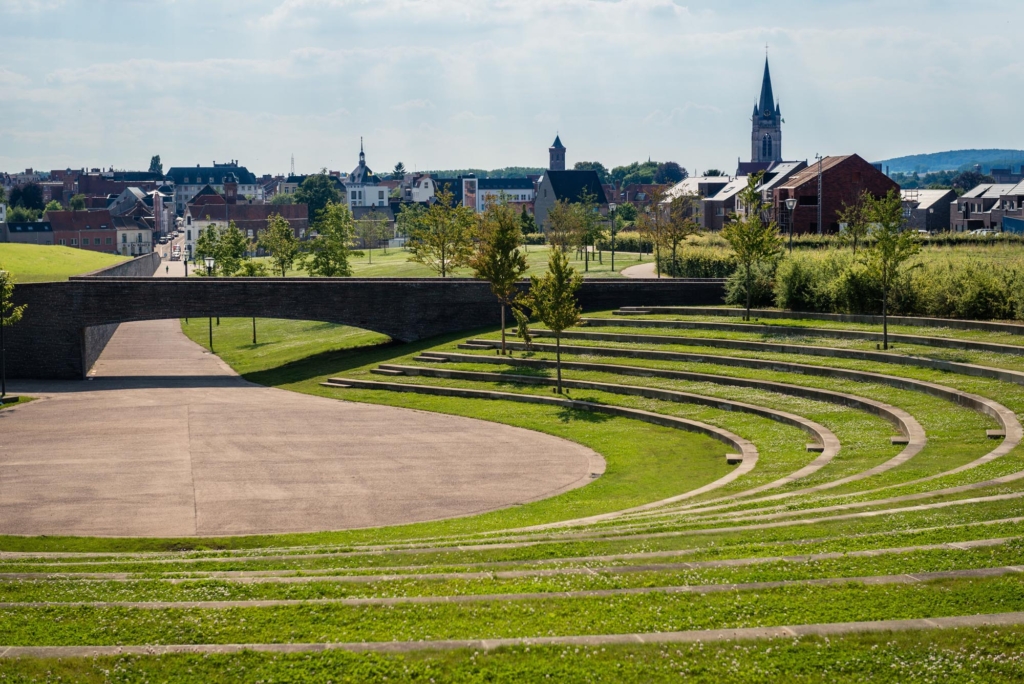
[721,174,918,348]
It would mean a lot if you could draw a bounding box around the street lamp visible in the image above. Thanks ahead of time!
[785,197,798,253]
[608,203,617,273]
[204,257,215,351]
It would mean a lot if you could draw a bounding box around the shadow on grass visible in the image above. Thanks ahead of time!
[241,327,501,387]
[557,400,613,424]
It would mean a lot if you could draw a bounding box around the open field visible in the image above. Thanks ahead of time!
[4,305,1024,680]
[240,245,646,278]
[0,243,127,282]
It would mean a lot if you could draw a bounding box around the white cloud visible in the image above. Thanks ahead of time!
[392,99,435,111]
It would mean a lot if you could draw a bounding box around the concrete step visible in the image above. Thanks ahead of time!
[459,343,494,350]
[370,368,406,377]
[414,355,449,363]
[988,429,1007,439]
[806,444,825,453]
[726,454,743,465]
[890,436,910,445]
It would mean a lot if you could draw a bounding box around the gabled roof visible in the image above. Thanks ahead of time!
[901,188,956,210]
[959,184,992,199]
[758,161,808,192]
[165,165,257,185]
[5,221,53,233]
[707,177,749,202]
[777,156,852,189]
[46,209,113,232]
[664,176,731,200]
[543,170,608,204]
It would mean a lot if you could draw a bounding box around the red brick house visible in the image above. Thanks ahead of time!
[772,155,898,235]
[46,209,118,253]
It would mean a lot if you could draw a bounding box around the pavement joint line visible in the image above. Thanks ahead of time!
[5,612,1024,658]
[0,538,1013,584]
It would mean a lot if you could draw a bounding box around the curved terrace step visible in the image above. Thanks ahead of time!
[617,306,1024,336]
[580,318,1024,356]
[321,377,759,509]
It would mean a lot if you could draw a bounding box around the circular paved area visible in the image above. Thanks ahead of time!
[2,319,603,537]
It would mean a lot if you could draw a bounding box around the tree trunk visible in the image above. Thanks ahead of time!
[556,335,563,394]
[584,244,589,272]
[882,280,889,350]
[252,317,257,345]
[745,264,752,321]
[500,304,506,355]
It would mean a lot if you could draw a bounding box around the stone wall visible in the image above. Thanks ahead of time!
[6,276,725,380]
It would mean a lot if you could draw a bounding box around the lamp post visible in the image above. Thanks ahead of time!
[0,270,7,400]
[608,203,617,273]
[815,153,823,236]
[204,257,215,351]
[785,197,798,253]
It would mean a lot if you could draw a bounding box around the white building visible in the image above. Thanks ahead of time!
[165,161,263,213]
[113,217,154,256]
[345,140,388,210]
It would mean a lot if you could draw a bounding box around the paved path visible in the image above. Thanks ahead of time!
[2,318,603,537]
[620,261,658,279]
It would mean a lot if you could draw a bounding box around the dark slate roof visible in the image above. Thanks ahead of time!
[5,221,53,233]
[551,135,564,149]
[477,178,534,190]
[352,206,396,222]
[544,170,608,204]
[165,164,257,185]
[759,57,775,115]
[348,162,381,185]
[433,178,464,206]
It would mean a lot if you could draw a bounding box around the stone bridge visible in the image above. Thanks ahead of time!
[6,255,726,379]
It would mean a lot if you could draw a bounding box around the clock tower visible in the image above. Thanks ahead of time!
[751,57,783,164]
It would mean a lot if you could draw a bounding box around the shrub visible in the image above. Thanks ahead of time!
[725,261,776,308]
[657,247,736,278]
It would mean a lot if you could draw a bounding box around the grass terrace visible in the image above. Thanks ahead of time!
[4,302,1024,681]
[0,243,128,282]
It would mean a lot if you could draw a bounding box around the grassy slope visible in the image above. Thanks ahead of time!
[0,243,127,282]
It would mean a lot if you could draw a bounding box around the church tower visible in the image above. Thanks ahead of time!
[751,58,782,164]
[549,134,566,171]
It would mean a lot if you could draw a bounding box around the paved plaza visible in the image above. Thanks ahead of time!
[1,319,603,538]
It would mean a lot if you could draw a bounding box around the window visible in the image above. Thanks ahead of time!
[59,239,66,245]
[122,234,127,243]
[82,238,89,245]
[71,238,78,246]
[137,233,142,243]
[186,230,191,240]
[106,237,112,244]
[761,133,773,159]
[379,190,385,200]
[798,195,818,206]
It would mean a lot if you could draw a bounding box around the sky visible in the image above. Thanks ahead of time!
[1,0,1022,177]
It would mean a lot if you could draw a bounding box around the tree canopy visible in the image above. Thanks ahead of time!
[654,162,687,184]
[722,174,784,320]
[866,189,920,349]
[391,162,407,179]
[259,214,301,277]
[149,155,163,176]
[407,186,475,277]
[526,248,583,393]
[9,184,44,211]
[69,194,87,211]
[303,201,355,277]
[573,161,610,183]
[470,195,529,353]
[294,170,342,224]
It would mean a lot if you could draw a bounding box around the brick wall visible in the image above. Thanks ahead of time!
[6,276,725,380]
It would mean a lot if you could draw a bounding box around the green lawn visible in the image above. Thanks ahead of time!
[0,243,128,282]
[242,246,645,278]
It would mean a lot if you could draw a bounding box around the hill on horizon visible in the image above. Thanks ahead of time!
[877,149,1024,174]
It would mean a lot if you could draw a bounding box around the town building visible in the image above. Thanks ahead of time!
[772,154,899,235]
[901,188,956,233]
[950,182,1024,232]
[184,204,309,258]
[533,170,608,231]
[701,177,749,231]
[46,210,117,253]
[165,161,262,213]
[549,135,566,171]
[345,140,388,211]
[2,221,54,246]
[112,217,154,256]
[460,177,535,213]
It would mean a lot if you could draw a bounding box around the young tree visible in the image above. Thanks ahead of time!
[355,210,389,264]
[722,174,784,321]
[519,207,538,235]
[69,194,87,211]
[294,170,342,223]
[269,193,295,205]
[303,201,355,277]
[615,203,638,222]
[662,191,701,274]
[217,221,250,276]
[149,155,163,176]
[470,195,529,354]
[407,186,475,277]
[866,189,920,350]
[837,190,872,255]
[0,269,28,398]
[395,202,426,238]
[636,187,669,276]
[526,249,583,394]
[259,214,301,277]
[44,200,63,213]
[574,189,605,273]
[7,207,40,222]
[193,223,222,275]
[391,161,407,179]
[544,199,580,253]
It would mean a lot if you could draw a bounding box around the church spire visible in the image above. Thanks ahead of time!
[759,57,776,117]
[359,137,365,166]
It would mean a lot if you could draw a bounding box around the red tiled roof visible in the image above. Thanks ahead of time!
[46,209,114,232]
